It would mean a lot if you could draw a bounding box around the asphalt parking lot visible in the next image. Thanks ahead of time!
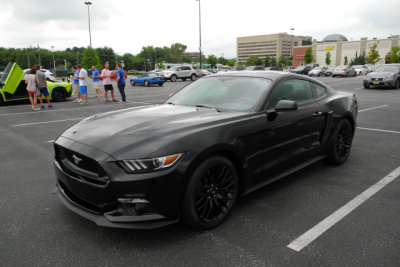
[1,75,399,266]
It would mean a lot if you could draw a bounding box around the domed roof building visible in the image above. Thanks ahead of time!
[322,34,348,42]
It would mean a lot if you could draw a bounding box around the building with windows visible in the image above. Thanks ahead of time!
[292,34,400,67]
[236,32,312,63]
[183,52,205,61]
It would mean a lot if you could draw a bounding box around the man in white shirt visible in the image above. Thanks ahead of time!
[77,64,88,104]
[100,62,117,102]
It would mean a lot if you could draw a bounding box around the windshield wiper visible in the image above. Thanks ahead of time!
[166,102,175,105]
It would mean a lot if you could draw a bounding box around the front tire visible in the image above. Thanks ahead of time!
[326,119,353,165]
[158,83,164,86]
[182,156,239,230]
[394,79,400,89]
[51,87,67,102]
[170,75,177,82]
[144,80,149,87]
[130,80,135,86]
[191,74,197,81]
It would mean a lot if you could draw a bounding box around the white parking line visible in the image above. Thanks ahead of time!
[0,102,152,116]
[287,166,400,252]
[12,118,85,127]
[358,105,388,112]
[357,127,400,134]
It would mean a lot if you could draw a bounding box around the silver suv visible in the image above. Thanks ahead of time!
[162,66,202,82]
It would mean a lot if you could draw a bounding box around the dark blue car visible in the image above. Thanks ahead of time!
[130,73,165,87]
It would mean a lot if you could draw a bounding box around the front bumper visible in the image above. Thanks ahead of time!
[53,137,185,229]
[363,79,396,88]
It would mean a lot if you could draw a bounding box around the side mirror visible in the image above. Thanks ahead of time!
[275,100,298,111]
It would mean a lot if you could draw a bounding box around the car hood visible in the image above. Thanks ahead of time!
[60,104,246,159]
[366,72,396,79]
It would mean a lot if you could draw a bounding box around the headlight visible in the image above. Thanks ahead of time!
[384,74,396,81]
[118,153,183,173]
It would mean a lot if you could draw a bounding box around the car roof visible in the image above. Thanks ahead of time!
[209,70,288,80]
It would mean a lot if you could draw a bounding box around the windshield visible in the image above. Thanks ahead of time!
[169,66,180,71]
[167,76,272,112]
[374,65,400,73]
[314,67,323,70]
[352,65,362,68]
[0,62,13,85]
[245,66,255,70]
[294,66,304,70]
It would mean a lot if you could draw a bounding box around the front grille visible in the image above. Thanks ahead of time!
[55,144,109,186]
[59,181,103,213]
[371,78,383,81]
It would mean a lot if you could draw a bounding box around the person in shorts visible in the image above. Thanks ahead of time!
[25,67,40,110]
[35,64,52,109]
[100,62,117,102]
[77,64,88,104]
[91,65,103,98]
[71,66,81,103]
[116,63,126,102]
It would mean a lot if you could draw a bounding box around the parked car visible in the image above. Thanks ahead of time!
[291,65,306,74]
[283,66,294,72]
[352,65,369,75]
[303,63,319,75]
[265,67,279,71]
[325,67,334,76]
[24,68,55,81]
[162,65,201,82]
[332,66,357,77]
[130,72,164,87]
[0,62,73,104]
[201,69,213,76]
[245,66,265,71]
[149,69,164,76]
[363,64,400,89]
[53,71,358,230]
[308,66,329,77]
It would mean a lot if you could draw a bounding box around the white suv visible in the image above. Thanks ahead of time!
[162,66,202,82]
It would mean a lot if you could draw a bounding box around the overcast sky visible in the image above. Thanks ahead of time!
[0,0,399,58]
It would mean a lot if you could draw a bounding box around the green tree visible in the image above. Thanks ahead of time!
[367,43,380,64]
[264,56,271,67]
[246,55,262,66]
[270,58,277,67]
[387,46,400,63]
[344,56,348,65]
[226,59,235,67]
[157,62,164,69]
[218,56,227,65]
[207,55,218,68]
[304,47,313,64]
[278,55,289,69]
[81,47,101,69]
[182,56,192,63]
[325,52,331,66]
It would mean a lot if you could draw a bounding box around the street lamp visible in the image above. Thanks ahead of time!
[64,59,67,70]
[195,0,202,70]
[51,45,55,70]
[84,2,93,66]
[290,28,295,60]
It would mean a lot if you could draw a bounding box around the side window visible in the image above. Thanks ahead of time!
[311,83,327,98]
[183,66,191,70]
[267,79,313,109]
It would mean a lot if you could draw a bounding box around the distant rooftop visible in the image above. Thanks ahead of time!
[322,34,348,42]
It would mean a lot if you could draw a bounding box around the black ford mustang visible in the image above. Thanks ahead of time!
[54,71,358,230]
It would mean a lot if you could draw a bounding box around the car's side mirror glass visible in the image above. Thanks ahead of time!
[275,100,298,111]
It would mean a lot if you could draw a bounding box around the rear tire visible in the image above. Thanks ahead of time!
[130,80,135,86]
[326,119,353,165]
[51,87,67,102]
[158,83,164,86]
[144,80,149,87]
[182,156,239,230]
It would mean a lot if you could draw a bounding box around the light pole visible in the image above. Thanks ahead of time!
[84,2,93,66]
[290,28,295,60]
[195,0,202,69]
[64,60,67,70]
[51,45,55,69]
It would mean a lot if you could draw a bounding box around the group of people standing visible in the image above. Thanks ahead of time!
[25,64,53,111]
[70,62,126,104]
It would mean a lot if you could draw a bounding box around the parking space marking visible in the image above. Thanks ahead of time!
[12,118,84,127]
[0,102,152,116]
[359,105,388,112]
[357,127,400,134]
[287,166,400,252]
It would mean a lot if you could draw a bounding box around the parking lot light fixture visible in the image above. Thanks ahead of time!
[84,2,93,66]
[196,0,202,69]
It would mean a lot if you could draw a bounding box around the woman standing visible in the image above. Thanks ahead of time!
[25,67,40,110]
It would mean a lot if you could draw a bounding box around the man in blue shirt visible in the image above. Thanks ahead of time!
[91,65,103,98]
[116,63,126,102]
[71,65,81,103]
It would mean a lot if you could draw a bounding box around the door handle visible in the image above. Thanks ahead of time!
[313,111,323,116]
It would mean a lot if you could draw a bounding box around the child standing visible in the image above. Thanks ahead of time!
[25,67,40,111]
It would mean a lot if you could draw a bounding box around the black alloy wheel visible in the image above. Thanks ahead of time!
[182,156,239,230]
[191,74,197,81]
[170,75,177,82]
[130,80,135,86]
[51,87,67,102]
[144,80,149,87]
[326,119,353,165]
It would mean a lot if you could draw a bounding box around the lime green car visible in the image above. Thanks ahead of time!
[0,62,73,104]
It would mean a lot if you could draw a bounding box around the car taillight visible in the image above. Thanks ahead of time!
[342,69,347,71]
[151,78,156,80]
[50,73,54,76]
